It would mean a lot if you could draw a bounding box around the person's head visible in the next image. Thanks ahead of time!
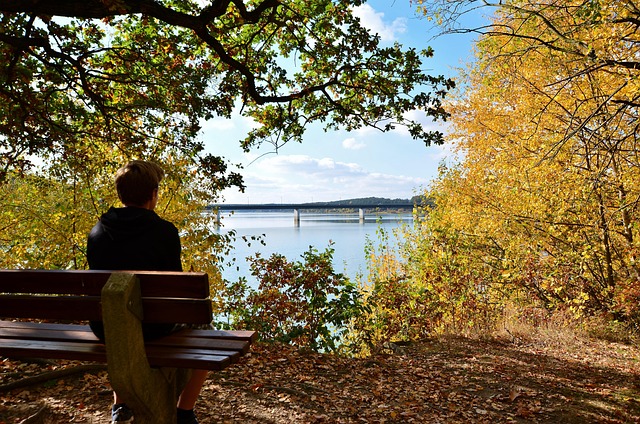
[115,160,164,209]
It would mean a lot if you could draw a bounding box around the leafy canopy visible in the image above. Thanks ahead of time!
[0,0,454,184]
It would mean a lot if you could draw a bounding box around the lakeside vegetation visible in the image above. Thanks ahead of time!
[216,0,640,353]
[3,1,640,352]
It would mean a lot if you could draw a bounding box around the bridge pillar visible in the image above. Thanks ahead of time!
[293,209,300,227]
[359,208,365,223]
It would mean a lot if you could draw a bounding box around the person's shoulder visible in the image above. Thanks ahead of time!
[87,221,103,239]
[153,213,179,233]
[87,208,114,239]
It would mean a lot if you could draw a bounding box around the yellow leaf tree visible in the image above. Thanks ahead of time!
[401,0,640,329]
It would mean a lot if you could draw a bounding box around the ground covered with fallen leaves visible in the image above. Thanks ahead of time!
[1,335,639,423]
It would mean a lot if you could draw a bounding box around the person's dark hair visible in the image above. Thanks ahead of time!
[115,160,164,207]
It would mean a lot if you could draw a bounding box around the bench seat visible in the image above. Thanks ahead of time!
[0,321,255,370]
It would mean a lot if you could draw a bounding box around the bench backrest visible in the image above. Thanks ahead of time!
[0,270,212,324]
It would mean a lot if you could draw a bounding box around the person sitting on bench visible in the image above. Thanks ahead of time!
[87,160,207,424]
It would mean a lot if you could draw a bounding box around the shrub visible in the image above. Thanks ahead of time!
[221,244,366,352]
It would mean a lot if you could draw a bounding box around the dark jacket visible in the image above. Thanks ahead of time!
[87,206,182,272]
[87,206,182,341]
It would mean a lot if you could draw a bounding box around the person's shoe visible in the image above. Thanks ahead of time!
[177,408,198,424]
[111,403,134,423]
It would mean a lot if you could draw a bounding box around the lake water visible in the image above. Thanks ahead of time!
[215,211,412,285]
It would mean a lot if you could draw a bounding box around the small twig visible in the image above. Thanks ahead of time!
[297,382,330,394]
[18,402,47,424]
[14,358,57,367]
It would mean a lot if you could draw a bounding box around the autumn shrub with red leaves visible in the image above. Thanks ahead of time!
[219,244,366,353]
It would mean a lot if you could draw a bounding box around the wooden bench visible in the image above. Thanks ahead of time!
[0,269,256,424]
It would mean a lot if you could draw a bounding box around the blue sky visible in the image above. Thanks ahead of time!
[202,0,483,204]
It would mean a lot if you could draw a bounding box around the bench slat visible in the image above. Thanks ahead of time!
[0,296,212,323]
[0,269,210,298]
[0,327,99,342]
[0,339,238,370]
[181,329,258,342]
[145,333,252,354]
[0,322,94,331]
[0,323,252,354]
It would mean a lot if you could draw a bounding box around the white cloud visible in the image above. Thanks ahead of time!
[342,137,366,150]
[343,109,447,141]
[221,154,426,204]
[403,109,441,129]
[253,155,362,177]
[354,125,380,138]
[201,106,261,133]
[201,117,235,131]
[352,4,407,42]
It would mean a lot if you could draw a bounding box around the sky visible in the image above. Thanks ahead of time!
[202,0,484,204]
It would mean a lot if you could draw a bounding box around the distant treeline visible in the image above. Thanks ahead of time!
[315,196,431,207]
[295,196,433,214]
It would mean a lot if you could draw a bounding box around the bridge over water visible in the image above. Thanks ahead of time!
[209,202,422,226]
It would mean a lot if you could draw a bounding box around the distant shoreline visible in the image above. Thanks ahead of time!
[216,196,428,208]
[218,208,415,215]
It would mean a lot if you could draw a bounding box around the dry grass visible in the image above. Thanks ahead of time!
[494,304,638,349]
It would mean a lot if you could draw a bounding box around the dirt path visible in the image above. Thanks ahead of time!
[2,335,639,423]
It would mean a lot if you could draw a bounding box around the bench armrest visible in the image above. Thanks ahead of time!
[102,273,190,422]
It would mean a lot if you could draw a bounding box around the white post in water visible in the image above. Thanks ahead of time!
[359,208,365,224]
[293,209,300,227]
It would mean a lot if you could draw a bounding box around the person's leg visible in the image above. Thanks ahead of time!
[176,370,208,423]
[177,369,209,409]
[113,366,208,409]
